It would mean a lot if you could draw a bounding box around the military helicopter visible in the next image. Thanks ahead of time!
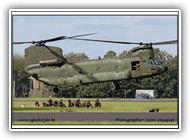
[13,34,177,93]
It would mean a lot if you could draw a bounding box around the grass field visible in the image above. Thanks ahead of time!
[12,98,178,125]
[13,98,177,113]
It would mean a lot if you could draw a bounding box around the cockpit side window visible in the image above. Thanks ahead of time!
[149,59,160,65]
[148,60,154,65]
[148,59,156,70]
[131,61,140,71]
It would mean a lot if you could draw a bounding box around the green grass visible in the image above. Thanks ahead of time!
[12,98,177,113]
[12,98,178,125]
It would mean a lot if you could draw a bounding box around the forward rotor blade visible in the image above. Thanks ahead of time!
[70,38,141,45]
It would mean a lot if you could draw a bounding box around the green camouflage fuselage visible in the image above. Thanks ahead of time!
[25,45,168,88]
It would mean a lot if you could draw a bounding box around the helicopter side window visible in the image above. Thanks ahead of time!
[148,60,154,65]
[131,61,140,71]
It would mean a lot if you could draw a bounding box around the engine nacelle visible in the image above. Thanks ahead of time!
[39,58,64,66]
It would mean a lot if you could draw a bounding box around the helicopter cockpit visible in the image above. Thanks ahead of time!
[148,57,168,75]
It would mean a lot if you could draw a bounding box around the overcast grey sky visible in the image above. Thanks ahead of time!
[13,14,178,59]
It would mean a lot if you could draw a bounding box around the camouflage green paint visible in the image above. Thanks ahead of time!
[25,45,168,88]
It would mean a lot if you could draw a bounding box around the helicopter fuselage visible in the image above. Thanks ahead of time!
[14,35,176,92]
[25,47,168,89]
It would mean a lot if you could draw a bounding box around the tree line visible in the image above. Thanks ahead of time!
[13,49,178,98]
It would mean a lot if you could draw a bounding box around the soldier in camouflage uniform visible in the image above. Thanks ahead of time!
[94,98,101,108]
[58,99,67,107]
[86,100,93,108]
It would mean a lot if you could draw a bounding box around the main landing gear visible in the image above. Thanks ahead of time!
[53,86,59,93]
[110,81,120,90]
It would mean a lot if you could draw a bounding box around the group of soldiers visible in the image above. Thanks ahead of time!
[34,99,67,107]
[34,98,101,108]
[68,98,101,108]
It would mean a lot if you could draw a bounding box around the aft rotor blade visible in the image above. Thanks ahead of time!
[66,33,97,39]
[13,33,96,45]
[71,38,141,45]
[13,41,35,44]
[44,33,97,42]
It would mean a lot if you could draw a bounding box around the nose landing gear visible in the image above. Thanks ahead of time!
[53,86,59,93]
[110,81,120,90]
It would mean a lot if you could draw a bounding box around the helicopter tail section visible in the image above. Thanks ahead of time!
[25,45,66,72]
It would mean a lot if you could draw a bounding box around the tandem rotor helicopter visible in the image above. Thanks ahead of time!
[13,33,177,93]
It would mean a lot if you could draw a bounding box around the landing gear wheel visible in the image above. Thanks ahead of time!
[53,86,59,93]
[110,82,116,90]
[110,82,120,90]
[115,84,120,90]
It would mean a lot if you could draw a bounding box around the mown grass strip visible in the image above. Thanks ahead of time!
[13,101,177,112]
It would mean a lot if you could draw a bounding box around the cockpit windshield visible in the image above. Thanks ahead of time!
[148,59,160,66]
[154,53,165,65]
[148,59,156,70]
[153,59,160,65]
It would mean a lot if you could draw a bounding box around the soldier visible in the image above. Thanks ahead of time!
[75,98,82,108]
[58,99,67,107]
[81,101,87,108]
[68,99,74,107]
[94,98,101,108]
[86,100,93,108]
[68,99,71,107]
[42,102,50,107]
[54,100,58,107]
[48,96,53,107]
[34,101,40,107]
